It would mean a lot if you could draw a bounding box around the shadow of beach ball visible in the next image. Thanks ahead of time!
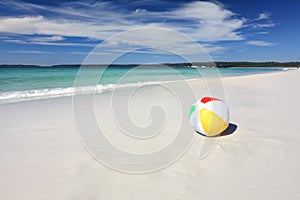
[189,97,229,137]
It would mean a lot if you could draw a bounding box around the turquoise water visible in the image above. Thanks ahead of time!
[0,66,284,103]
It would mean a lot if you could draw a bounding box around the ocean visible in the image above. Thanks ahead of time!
[0,66,285,104]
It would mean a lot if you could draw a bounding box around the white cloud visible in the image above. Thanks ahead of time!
[3,50,54,54]
[30,36,64,42]
[246,40,275,46]
[0,1,245,42]
[0,16,125,39]
[0,0,277,60]
[131,1,245,41]
[252,23,275,28]
[256,31,269,35]
[3,37,95,47]
[257,12,270,20]
[247,12,276,31]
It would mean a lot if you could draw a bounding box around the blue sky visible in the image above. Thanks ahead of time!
[0,0,299,65]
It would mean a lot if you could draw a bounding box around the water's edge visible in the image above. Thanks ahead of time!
[0,67,289,104]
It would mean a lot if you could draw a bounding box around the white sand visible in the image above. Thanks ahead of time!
[0,70,299,200]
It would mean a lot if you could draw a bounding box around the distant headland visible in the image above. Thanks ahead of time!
[0,62,299,68]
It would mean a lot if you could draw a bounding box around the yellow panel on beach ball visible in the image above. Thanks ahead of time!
[200,108,228,136]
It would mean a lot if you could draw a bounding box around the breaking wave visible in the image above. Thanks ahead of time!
[0,80,186,104]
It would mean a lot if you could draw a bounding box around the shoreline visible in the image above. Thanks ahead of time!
[0,68,293,105]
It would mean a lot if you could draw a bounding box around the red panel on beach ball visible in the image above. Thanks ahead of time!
[200,97,221,104]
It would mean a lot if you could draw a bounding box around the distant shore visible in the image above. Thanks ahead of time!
[0,61,300,68]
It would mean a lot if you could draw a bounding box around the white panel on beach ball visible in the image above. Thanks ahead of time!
[189,97,229,137]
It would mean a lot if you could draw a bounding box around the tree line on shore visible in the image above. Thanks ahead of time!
[1,62,300,68]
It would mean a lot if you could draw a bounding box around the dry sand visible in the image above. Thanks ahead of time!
[0,70,299,200]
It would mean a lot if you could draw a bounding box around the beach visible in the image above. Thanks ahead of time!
[0,69,299,200]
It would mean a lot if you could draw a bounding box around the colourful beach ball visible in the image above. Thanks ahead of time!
[189,97,229,137]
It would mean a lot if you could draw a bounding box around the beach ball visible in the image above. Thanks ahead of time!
[189,97,229,137]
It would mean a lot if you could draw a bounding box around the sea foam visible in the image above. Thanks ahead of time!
[0,80,183,104]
